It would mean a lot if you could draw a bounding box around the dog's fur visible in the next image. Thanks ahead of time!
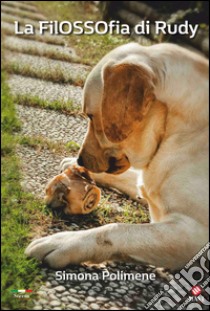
[26,43,209,270]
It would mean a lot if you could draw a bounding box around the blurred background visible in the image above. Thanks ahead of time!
[102,0,209,55]
[34,1,209,64]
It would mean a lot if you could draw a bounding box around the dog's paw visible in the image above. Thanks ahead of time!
[25,231,84,268]
[59,157,77,172]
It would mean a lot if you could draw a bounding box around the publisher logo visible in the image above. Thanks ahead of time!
[144,242,209,310]
[11,289,33,299]
[191,286,202,297]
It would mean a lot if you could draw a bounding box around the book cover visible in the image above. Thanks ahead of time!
[1,1,209,310]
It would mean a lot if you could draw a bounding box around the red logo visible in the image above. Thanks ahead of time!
[191,286,202,296]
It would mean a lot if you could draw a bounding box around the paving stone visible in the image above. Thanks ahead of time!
[4,36,78,61]
[2,1,39,12]
[1,12,39,27]
[49,301,61,307]
[1,4,45,21]
[1,21,66,45]
[8,75,82,106]
[5,51,90,84]
[16,105,87,145]
[54,286,66,293]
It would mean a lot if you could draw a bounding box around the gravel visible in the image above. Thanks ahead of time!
[54,286,66,293]
[49,301,61,307]
[4,36,78,61]
[1,12,39,28]
[1,4,45,20]
[33,306,42,310]
[29,264,172,311]
[17,146,61,197]
[5,51,90,83]
[16,105,87,144]
[8,75,83,106]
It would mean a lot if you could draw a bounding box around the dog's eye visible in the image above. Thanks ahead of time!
[87,114,93,120]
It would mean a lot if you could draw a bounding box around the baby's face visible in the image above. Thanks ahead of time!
[45,166,101,215]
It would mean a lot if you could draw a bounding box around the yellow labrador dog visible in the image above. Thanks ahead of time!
[26,43,209,270]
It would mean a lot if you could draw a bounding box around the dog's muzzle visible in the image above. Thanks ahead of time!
[78,151,130,175]
[106,155,130,175]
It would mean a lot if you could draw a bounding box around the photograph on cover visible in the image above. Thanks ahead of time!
[1,1,209,310]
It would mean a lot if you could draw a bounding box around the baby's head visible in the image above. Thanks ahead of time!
[45,166,101,215]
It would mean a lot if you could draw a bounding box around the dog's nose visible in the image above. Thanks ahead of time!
[77,155,84,167]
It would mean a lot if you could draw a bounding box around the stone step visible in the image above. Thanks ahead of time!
[1,1,39,13]
[1,21,66,46]
[1,12,39,28]
[4,36,79,63]
[1,4,45,21]
[8,74,83,107]
[16,105,87,146]
[17,145,64,197]
[5,51,90,86]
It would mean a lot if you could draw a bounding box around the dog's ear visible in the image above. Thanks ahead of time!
[76,166,94,184]
[102,63,155,143]
[54,177,71,193]
[66,166,95,184]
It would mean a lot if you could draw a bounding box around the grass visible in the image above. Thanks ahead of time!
[59,193,150,230]
[36,1,132,66]
[14,94,81,115]
[5,42,82,64]
[1,74,47,310]
[18,135,81,155]
[1,80,21,134]
[95,195,149,225]
[4,61,87,87]
[65,141,80,152]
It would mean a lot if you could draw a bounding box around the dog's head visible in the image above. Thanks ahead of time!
[78,57,161,174]
[45,166,101,215]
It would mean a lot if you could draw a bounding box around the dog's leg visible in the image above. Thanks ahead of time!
[25,214,207,270]
[90,168,142,201]
[59,157,78,172]
[60,157,142,201]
